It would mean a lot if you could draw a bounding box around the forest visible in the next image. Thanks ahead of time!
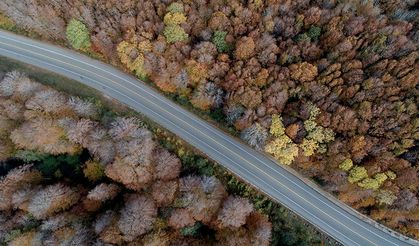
[0,0,418,239]
[0,70,275,245]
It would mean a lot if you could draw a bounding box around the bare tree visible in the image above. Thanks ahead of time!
[141,231,171,246]
[393,189,418,211]
[0,99,24,121]
[27,183,80,219]
[0,165,42,211]
[216,196,254,228]
[153,147,181,181]
[105,157,154,191]
[115,137,155,166]
[7,230,43,246]
[86,127,116,164]
[0,137,14,161]
[13,75,44,102]
[117,194,157,242]
[0,70,21,97]
[168,208,196,230]
[41,212,79,231]
[0,70,43,102]
[12,186,38,210]
[109,117,151,141]
[67,118,97,147]
[0,0,66,40]
[68,96,98,118]
[179,176,227,224]
[87,183,120,201]
[247,212,272,246]
[94,210,116,236]
[240,123,268,151]
[84,183,120,211]
[151,180,178,206]
[215,227,251,246]
[25,89,70,117]
[11,118,79,155]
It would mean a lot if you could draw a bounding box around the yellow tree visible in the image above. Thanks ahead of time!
[265,115,299,165]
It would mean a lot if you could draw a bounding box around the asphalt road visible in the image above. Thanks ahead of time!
[0,30,417,246]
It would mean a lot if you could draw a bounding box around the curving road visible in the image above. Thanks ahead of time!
[0,30,417,246]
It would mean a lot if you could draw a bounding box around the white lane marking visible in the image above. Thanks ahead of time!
[0,38,390,245]
[0,47,361,245]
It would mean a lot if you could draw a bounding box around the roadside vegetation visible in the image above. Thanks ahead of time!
[0,0,417,239]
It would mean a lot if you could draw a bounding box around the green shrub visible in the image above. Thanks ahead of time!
[180,222,202,236]
[36,155,60,176]
[66,19,91,50]
[36,154,81,178]
[307,26,321,40]
[212,31,230,53]
[167,2,184,13]
[14,150,49,162]
[295,33,311,43]
[3,229,22,243]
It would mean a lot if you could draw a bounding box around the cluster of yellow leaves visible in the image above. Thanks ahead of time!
[338,158,353,171]
[300,103,335,156]
[164,12,187,26]
[163,2,188,43]
[163,25,188,43]
[360,171,395,190]
[265,107,336,165]
[340,159,397,190]
[138,40,152,53]
[186,60,208,85]
[347,165,368,183]
[265,137,299,165]
[289,62,318,82]
[375,190,397,205]
[83,160,105,182]
[249,0,263,8]
[235,37,255,60]
[265,115,299,165]
[116,40,148,78]
[269,114,285,136]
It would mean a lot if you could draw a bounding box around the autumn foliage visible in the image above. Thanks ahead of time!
[0,0,418,238]
[0,71,272,245]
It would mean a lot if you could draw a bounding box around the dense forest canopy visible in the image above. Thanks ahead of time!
[0,0,418,239]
